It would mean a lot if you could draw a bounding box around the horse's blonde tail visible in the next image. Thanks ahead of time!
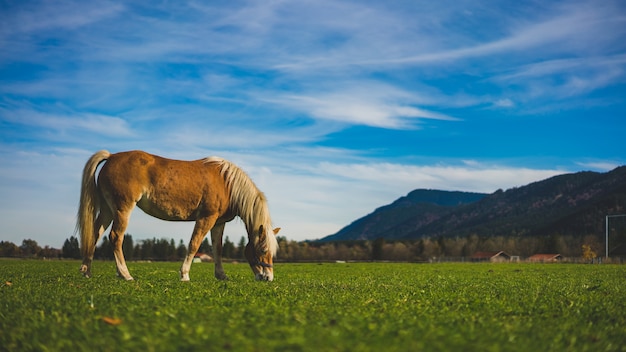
[76,150,110,258]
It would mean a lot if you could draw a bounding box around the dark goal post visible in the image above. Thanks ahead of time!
[606,214,626,259]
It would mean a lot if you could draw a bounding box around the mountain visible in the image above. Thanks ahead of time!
[321,166,626,242]
[321,190,488,241]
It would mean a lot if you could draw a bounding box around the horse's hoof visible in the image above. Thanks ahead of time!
[79,265,91,278]
[180,272,191,281]
[255,273,273,281]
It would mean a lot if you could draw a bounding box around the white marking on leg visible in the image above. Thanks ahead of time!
[180,256,192,281]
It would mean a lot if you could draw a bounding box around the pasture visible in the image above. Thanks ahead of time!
[1,260,625,351]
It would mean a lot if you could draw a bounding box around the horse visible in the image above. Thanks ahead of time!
[76,150,280,281]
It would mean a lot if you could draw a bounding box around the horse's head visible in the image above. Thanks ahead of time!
[246,226,280,281]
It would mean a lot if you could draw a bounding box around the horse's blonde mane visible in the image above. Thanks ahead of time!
[204,157,277,256]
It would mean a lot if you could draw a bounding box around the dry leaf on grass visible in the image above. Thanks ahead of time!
[102,316,122,326]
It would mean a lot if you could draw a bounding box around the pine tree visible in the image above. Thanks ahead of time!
[237,236,246,259]
[62,236,81,259]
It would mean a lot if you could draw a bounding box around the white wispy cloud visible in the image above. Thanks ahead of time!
[491,55,626,100]
[266,0,623,69]
[260,81,458,129]
[576,161,622,172]
[0,106,133,138]
[272,94,455,129]
[1,0,124,35]
[312,161,565,194]
[492,99,515,108]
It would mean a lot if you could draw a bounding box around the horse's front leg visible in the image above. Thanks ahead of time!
[210,222,228,280]
[180,217,217,281]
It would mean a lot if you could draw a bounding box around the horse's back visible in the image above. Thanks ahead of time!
[101,150,211,180]
[97,151,228,220]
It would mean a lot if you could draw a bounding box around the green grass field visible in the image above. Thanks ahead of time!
[1,260,625,351]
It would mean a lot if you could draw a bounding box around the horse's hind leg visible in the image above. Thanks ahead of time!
[80,205,113,278]
[110,209,134,280]
[210,222,228,280]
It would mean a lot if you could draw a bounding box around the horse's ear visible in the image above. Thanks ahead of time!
[273,228,281,235]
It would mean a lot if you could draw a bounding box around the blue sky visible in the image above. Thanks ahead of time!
[1,0,625,248]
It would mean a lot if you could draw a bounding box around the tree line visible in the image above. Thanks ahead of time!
[278,233,606,262]
[0,232,610,262]
[91,235,247,261]
[0,235,245,261]
[0,239,61,259]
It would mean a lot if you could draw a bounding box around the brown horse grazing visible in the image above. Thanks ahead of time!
[76,150,279,281]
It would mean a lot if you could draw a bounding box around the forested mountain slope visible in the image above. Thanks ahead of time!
[321,166,626,241]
